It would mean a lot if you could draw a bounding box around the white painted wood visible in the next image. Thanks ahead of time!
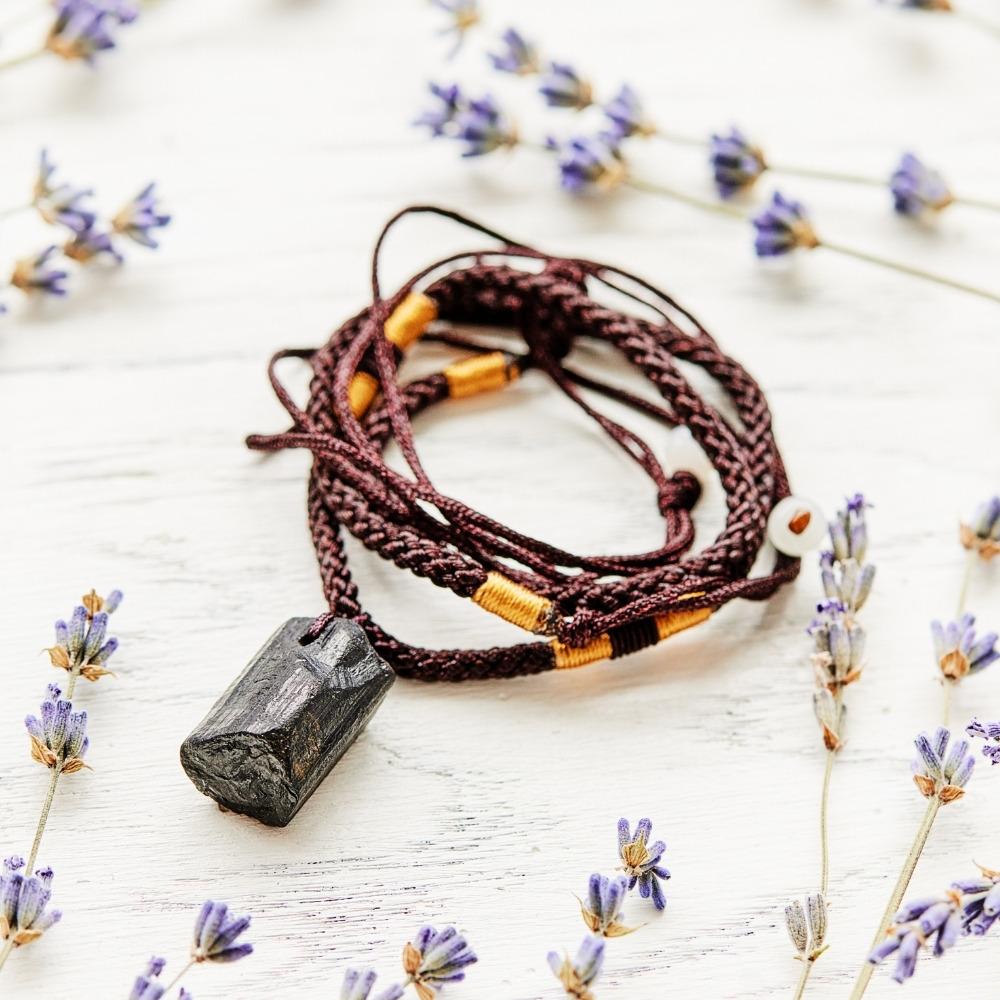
[2,0,1000,996]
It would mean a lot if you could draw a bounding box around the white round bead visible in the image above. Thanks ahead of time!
[767,496,827,557]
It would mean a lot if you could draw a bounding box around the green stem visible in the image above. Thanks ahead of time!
[768,162,884,188]
[957,547,975,617]
[624,174,746,219]
[942,680,954,728]
[650,127,707,149]
[848,797,942,1000]
[820,238,1000,305]
[0,47,43,72]
[0,939,14,974]
[819,749,836,896]
[162,958,195,994]
[25,766,61,874]
[791,959,814,1000]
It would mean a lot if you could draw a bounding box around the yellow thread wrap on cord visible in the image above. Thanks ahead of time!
[444,352,520,399]
[472,571,554,634]
[348,292,439,416]
[551,634,614,669]
[552,596,712,669]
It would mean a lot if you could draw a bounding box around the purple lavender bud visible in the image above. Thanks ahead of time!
[539,61,593,110]
[932,614,999,680]
[341,968,405,1000]
[547,936,604,996]
[46,1,119,63]
[709,127,766,198]
[604,85,655,139]
[129,956,167,1000]
[488,28,538,75]
[580,873,631,936]
[881,1,953,12]
[967,497,1000,543]
[104,589,124,613]
[0,862,62,946]
[111,183,170,249]
[551,134,627,195]
[453,96,517,157]
[617,817,670,910]
[64,225,123,264]
[890,153,953,216]
[10,247,69,298]
[913,727,975,801]
[751,191,819,258]
[406,925,477,985]
[191,901,253,964]
[25,686,89,772]
[869,889,963,983]
[32,149,95,233]
[431,0,479,57]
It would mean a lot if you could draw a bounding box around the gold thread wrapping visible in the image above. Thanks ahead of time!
[347,293,438,416]
[347,372,379,416]
[654,604,712,640]
[444,352,520,399]
[472,571,554,633]
[552,633,614,669]
[553,595,712,670]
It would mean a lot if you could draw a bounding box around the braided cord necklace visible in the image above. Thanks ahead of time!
[246,206,800,682]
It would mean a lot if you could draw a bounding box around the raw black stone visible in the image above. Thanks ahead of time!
[180,617,394,827]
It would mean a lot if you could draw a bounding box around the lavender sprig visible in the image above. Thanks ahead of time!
[127,900,253,998]
[966,717,1000,766]
[32,149,95,232]
[0,858,62,959]
[578,874,635,938]
[488,27,538,75]
[931,614,999,682]
[960,496,1000,560]
[341,968,404,1000]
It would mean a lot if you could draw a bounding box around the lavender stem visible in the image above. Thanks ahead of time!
[957,547,976,618]
[791,959,813,1000]
[820,239,1000,305]
[624,175,746,219]
[25,766,61,874]
[0,939,13,973]
[848,797,942,1000]
[952,7,1000,40]
[0,47,44,72]
[161,958,195,994]
[819,749,836,896]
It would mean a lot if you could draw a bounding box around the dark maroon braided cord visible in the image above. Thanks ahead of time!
[247,207,799,681]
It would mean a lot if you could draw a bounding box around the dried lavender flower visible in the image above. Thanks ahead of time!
[32,149,95,233]
[432,0,479,56]
[709,127,766,198]
[784,893,828,960]
[751,191,819,257]
[25,685,90,774]
[10,247,69,299]
[617,817,670,910]
[46,1,119,63]
[912,726,975,802]
[867,891,963,983]
[547,935,604,1000]
[416,84,516,157]
[578,873,634,938]
[402,925,477,997]
[129,956,167,1000]
[550,134,627,194]
[415,82,464,136]
[603,85,655,139]
[931,614,999,681]
[539,61,593,110]
[881,0,952,10]
[809,601,865,690]
[112,184,171,249]
[64,225,123,265]
[488,28,539,75]
[819,551,876,613]
[0,858,62,948]
[952,864,1000,936]
[47,588,122,682]
[966,717,1000,765]
[813,687,846,751]
[890,153,953,217]
[828,493,870,563]
[341,968,405,1000]
[960,496,1000,559]
[191,901,253,964]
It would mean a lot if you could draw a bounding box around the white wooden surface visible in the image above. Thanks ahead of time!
[2,0,1000,996]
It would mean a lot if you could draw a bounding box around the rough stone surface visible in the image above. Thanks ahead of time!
[180,617,394,827]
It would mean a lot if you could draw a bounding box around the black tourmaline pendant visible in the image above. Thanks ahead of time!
[180,618,394,827]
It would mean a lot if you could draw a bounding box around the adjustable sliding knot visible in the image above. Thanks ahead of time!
[659,471,702,513]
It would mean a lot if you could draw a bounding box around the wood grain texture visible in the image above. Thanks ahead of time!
[2,0,1000,996]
